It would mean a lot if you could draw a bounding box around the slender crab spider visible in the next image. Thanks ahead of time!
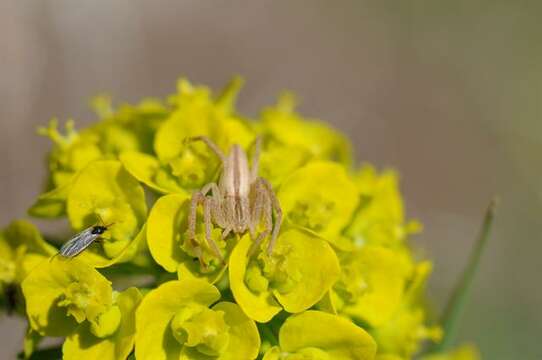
[186,136,282,261]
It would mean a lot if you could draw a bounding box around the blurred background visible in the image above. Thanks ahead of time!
[1,1,540,358]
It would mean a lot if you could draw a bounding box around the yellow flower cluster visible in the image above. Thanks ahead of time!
[0,78,478,360]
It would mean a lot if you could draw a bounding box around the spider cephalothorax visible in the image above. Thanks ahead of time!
[186,136,282,261]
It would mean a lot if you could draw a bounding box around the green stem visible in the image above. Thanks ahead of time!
[259,323,279,347]
[430,198,498,353]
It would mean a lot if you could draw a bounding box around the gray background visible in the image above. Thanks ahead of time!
[1,1,541,359]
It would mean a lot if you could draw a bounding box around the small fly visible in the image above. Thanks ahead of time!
[55,216,114,258]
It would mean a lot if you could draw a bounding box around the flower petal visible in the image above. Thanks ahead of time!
[135,279,220,360]
[120,151,187,194]
[22,257,113,336]
[146,193,190,272]
[278,310,376,360]
[212,302,260,360]
[66,160,147,265]
[229,235,281,323]
[62,287,143,360]
[272,228,340,313]
[278,161,358,243]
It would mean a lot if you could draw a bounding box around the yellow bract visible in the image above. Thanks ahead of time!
[333,245,413,327]
[278,161,359,245]
[63,287,143,360]
[371,262,442,359]
[346,164,421,248]
[135,279,260,360]
[0,220,56,285]
[263,310,377,360]
[13,77,447,360]
[66,160,147,265]
[261,94,352,165]
[421,345,480,360]
[229,229,340,322]
[22,257,114,337]
[147,193,229,280]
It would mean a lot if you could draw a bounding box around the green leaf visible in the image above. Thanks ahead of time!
[430,199,498,353]
[22,326,42,359]
[19,345,62,360]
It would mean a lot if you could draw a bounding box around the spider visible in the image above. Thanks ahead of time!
[186,136,282,262]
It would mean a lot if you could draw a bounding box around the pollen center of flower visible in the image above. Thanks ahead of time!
[289,197,335,232]
[170,304,230,356]
[168,151,207,187]
[0,259,16,284]
[57,282,100,323]
[244,260,269,294]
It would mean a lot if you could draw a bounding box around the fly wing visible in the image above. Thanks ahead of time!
[59,228,99,257]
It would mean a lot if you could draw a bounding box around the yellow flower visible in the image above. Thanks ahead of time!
[63,287,143,360]
[135,279,260,359]
[346,165,421,248]
[371,262,442,359]
[22,257,115,337]
[229,229,340,322]
[331,245,413,327]
[0,220,56,314]
[263,310,376,360]
[66,160,147,266]
[278,161,359,249]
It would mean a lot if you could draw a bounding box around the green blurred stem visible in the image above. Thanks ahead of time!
[259,323,278,347]
[431,198,498,353]
[17,345,62,360]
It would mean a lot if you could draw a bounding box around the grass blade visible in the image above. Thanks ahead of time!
[430,198,498,353]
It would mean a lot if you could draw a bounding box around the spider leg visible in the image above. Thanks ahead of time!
[224,195,236,232]
[249,181,264,239]
[187,191,204,243]
[258,177,282,254]
[240,196,251,233]
[222,227,232,239]
[192,242,206,269]
[204,197,224,262]
[202,183,227,229]
[249,136,262,182]
[186,136,226,163]
[248,188,272,257]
